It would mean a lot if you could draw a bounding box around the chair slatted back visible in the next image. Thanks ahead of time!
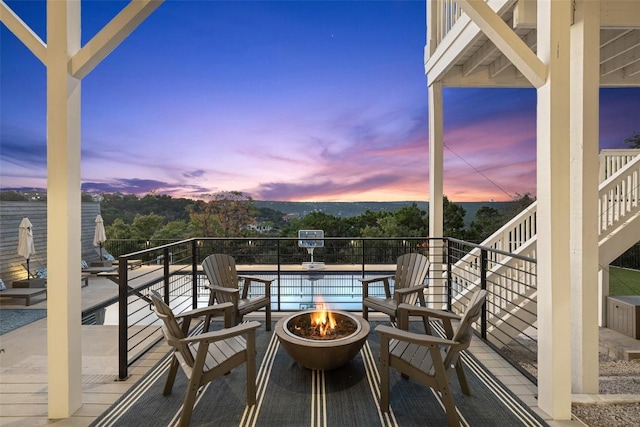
[149,290,195,368]
[445,290,487,367]
[202,254,240,304]
[394,253,430,305]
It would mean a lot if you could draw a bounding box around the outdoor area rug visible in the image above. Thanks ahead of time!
[0,309,46,335]
[91,320,548,427]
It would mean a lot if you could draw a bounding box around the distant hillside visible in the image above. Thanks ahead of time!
[254,200,510,226]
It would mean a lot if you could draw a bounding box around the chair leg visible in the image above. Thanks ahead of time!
[455,360,471,396]
[433,358,460,426]
[246,351,256,405]
[362,305,369,321]
[202,314,211,332]
[163,357,180,395]
[379,337,390,412]
[439,385,460,427]
[179,377,200,427]
[265,305,272,331]
[417,292,430,334]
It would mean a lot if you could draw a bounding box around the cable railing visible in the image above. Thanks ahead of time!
[88,237,538,381]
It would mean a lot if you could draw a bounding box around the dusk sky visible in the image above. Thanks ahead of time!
[2,1,639,202]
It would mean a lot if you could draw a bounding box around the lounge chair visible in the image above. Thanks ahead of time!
[93,247,142,269]
[21,261,95,287]
[202,254,273,331]
[359,253,430,327]
[149,290,259,427]
[376,290,488,426]
[0,287,47,306]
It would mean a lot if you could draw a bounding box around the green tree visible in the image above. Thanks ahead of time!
[362,216,405,237]
[500,193,536,222]
[393,203,428,236]
[350,209,388,233]
[105,218,133,239]
[467,206,503,242]
[189,191,255,237]
[443,196,466,238]
[154,220,190,239]
[131,213,164,240]
[288,211,348,237]
[624,132,640,149]
[0,191,27,201]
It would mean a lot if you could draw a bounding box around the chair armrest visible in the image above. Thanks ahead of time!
[238,276,272,299]
[394,283,427,296]
[175,302,235,322]
[205,284,240,296]
[397,303,460,337]
[398,303,461,321]
[359,275,394,299]
[239,275,274,285]
[375,325,456,347]
[357,275,394,285]
[182,320,261,344]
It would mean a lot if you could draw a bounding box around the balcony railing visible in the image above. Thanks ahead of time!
[81,237,538,382]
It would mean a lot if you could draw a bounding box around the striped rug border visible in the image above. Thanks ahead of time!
[93,320,545,427]
[429,321,546,427]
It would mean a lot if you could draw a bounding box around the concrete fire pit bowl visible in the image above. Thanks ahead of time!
[275,309,370,370]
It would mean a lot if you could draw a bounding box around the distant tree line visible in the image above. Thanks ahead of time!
[94,190,536,246]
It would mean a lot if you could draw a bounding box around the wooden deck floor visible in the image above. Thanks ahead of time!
[0,272,580,426]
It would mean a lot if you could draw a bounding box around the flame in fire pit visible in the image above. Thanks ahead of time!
[310,305,337,337]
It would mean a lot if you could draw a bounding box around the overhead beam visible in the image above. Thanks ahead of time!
[0,0,47,65]
[601,67,640,85]
[601,0,640,28]
[456,0,546,88]
[444,65,532,87]
[624,60,640,77]
[512,1,640,29]
[600,29,632,47]
[490,29,537,77]
[601,45,640,76]
[513,0,536,29]
[462,37,499,76]
[425,0,514,84]
[70,0,163,79]
[600,30,640,63]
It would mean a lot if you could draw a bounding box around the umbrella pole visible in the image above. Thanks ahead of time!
[26,258,30,279]
[99,243,103,260]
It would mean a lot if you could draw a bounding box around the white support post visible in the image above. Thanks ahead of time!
[599,267,610,327]
[428,81,445,308]
[46,0,83,417]
[570,0,600,395]
[536,0,573,420]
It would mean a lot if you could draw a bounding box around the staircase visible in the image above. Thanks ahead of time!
[446,150,640,347]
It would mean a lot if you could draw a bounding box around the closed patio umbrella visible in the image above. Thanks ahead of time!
[93,214,107,260]
[17,217,35,278]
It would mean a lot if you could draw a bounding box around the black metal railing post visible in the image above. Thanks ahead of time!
[163,246,171,305]
[361,238,366,278]
[446,238,452,311]
[480,248,488,340]
[277,239,281,311]
[192,239,199,308]
[118,259,129,380]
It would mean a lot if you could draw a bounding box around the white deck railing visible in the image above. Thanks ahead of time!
[599,153,640,235]
[447,150,640,345]
[433,0,463,46]
[599,149,640,181]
